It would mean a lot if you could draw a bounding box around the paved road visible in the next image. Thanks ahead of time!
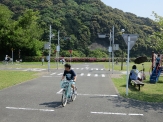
[0,63,163,122]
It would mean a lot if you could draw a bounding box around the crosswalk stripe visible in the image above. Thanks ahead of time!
[57,73,63,75]
[91,68,93,70]
[96,68,98,70]
[95,74,98,77]
[81,68,83,70]
[50,72,56,75]
[102,74,105,77]
[87,74,91,76]
[101,69,104,70]
[76,68,79,70]
[80,73,84,76]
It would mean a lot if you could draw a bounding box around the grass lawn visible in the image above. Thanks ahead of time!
[98,62,152,71]
[112,75,163,103]
[0,71,38,90]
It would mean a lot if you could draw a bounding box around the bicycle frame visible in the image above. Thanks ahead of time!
[61,80,73,98]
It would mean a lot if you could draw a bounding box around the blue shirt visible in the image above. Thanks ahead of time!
[130,69,139,80]
[156,57,160,63]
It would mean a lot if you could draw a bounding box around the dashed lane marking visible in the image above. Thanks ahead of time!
[6,107,54,112]
[91,112,144,116]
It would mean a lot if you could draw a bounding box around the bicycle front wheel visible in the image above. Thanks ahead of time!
[61,90,67,107]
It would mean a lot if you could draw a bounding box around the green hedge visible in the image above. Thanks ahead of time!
[22,56,152,62]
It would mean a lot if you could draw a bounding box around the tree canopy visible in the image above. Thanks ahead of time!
[0,0,160,59]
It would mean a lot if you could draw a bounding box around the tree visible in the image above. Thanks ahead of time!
[150,12,163,52]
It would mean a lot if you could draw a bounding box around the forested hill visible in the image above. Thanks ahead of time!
[0,0,158,58]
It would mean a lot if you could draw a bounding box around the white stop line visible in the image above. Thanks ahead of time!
[6,107,54,112]
[91,112,144,116]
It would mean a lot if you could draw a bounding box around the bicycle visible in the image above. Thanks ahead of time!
[60,80,77,107]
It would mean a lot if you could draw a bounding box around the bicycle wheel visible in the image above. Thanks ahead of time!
[71,89,77,101]
[61,90,67,107]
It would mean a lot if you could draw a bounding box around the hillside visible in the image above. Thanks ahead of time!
[0,0,158,58]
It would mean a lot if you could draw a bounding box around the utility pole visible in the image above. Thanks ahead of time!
[11,48,14,64]
[57,30,60,70]
[48,25,52,72]
[109,31,112,71]
[112,26,114,74]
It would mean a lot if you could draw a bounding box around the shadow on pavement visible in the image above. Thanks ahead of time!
[40,101,62,109]
[108,96,163,113]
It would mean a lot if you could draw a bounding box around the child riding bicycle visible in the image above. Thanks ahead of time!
[61,64,77,94]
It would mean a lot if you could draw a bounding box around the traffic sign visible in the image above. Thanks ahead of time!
[56,45,60,52]
[122,34,139,50]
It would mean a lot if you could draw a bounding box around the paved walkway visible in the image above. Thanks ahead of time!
[0,63,163,122]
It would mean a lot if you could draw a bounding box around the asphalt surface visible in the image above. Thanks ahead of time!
[0,63,163,122]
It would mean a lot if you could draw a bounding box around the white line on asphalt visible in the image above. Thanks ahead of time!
[102,74,105,77]
[128,113,144,116]
[81,68,83,70]
[91,112,126,115]
[91,68,93,70]
[80,73,84,76]
[77,94,118,97]
[6,107,54,112]
[87,74,91,76]
[91,112,144,116]
[101,69,104,70]
[96,68,98,70]
[56,92,118,97]
[50,72,56,75]
[57,73,63,75]
[42,76,52,77]
[57,89,63,94]
[95,74,98,77]
[72,68,74,69]
[76,68,79,69]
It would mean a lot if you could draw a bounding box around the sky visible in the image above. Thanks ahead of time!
[101,0,163,20]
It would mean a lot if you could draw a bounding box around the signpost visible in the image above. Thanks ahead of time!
[69,50,73,63]
[122,34,139,96]
[11,48,14,64]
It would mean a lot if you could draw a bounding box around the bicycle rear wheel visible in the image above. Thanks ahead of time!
[61,90,67,107]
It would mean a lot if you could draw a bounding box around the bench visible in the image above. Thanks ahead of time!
[131,80,144,91]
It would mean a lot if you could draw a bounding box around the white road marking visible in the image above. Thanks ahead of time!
[72,68,74,69]
[95,74,98,77]
[102,74,105,77]
[91,68,93,70]
[57,73,63,75]
[101,69,104,70]
[80,73,84,76]
[81,68,84,70]
[56,92,118,97]
[87,74,91,76]
[91,112,144,116]
[128,113,144,116]
[22,69,30,71]
[76,68,79,70]
[16,68,21,69]
[6,107,54,112]
[50,72,56,75]
[96,68,98,70]
[57,89,63,94]
[42,76,52,78]
[78,94,118,97]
